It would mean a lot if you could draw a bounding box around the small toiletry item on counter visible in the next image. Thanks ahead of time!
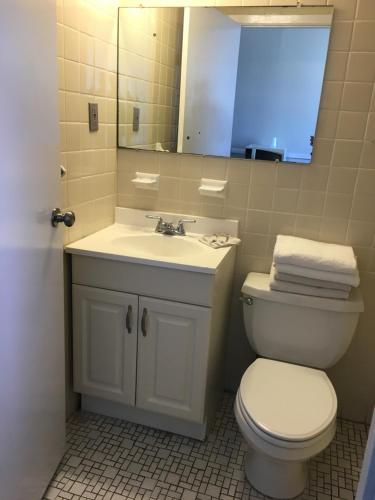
[199,233,241,249]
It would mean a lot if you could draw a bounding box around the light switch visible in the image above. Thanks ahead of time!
[88,103,99,132]
[133,107,140,132]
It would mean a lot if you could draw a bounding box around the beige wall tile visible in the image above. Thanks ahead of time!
[332,140,363,168]
[351,21,375,51]
[327,0,356,21]
[336,111,368,140]
[297,190,325,216]
[328,22,353,51]
[346,53,375,82]
[324,193,353,219]
[327,167,357,194]
[342,82,373,112]
[357,0,375,20]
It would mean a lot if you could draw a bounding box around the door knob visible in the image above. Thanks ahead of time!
[51,208,76,227]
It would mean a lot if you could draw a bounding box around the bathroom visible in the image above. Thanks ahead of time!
[2,0,375,499]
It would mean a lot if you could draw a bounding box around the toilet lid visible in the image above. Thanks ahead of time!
[239,358,337,442]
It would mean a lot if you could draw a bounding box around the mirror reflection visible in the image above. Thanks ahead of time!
[117,6,333,164]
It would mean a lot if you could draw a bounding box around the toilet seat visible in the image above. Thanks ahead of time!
[239,358,337,443]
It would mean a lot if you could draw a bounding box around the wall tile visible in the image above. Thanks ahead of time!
[336,111,368,139]
[346,53,375,82]
[351,21,375,51]
[342,82,373,111]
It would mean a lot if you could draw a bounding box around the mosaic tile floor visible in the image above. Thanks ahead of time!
[43,393,368,500]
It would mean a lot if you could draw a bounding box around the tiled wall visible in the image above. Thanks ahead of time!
[117,0,375,423]
[57,0,118,245]
[118,7,183,151]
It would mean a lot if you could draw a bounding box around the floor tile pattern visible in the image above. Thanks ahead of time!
[43,393,368,500]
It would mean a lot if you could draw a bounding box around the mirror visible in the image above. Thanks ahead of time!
[117,6,333,164]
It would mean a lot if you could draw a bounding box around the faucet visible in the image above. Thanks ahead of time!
[146,215,196,236]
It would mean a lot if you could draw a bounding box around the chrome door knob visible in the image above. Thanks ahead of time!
[51,208,76,227]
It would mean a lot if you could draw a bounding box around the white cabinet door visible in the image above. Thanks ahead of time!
[73,285,138,405]
[137,297,211,422]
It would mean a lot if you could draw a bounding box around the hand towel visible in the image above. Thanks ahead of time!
[274,235,357,274]
[270,267,350,299]
[276,262,360,287]
[199,234,241,249]
[274,266,351,292]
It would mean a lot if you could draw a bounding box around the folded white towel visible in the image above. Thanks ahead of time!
[199,234,241,249]
[274,266,351,292]
[270,267,350,299]
[274,235,357,275]
[277,262,360,287]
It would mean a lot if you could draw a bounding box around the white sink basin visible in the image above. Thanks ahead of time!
[65,207,239,274]
[112,234,203,258]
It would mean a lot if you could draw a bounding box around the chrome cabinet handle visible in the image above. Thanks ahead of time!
[125,305,132,334]
[141,308,148,337]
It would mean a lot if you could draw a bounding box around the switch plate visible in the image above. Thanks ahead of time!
[133,107,140,132]
[88,103,99,132]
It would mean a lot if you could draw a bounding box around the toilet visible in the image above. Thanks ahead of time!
[235,272,364,499]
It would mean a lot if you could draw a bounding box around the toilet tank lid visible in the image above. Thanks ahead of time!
[242,272,364,313]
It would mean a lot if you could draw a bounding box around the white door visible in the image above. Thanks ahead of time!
[177,7,241,157]
[0,2,65,499]
[73,286,138,405]
[136,297,210,422]
[356,409,375,500]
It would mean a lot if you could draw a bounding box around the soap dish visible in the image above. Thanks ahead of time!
[199,178,227,199]
[131,172,160,191]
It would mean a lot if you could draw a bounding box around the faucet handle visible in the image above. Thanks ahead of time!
[178,218,196,224]
[145,214,163,221]
[145,214,163,232]
[177,218,196,235]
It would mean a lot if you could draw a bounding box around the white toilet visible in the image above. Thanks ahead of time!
[235,272,364,499]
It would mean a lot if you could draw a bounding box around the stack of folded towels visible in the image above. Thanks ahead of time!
[270,235,360,299]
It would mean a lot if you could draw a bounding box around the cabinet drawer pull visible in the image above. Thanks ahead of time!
[126,305,132,333]
[141,308,148,337]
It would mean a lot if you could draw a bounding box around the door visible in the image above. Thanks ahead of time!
[137,297,210,422]
[0,2,65,499]
[73,285,138,405]
[356,409,375,500]
[177,7,241,156]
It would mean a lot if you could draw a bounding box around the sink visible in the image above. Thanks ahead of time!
[112,233,203,258]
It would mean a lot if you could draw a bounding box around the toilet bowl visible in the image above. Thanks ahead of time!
[235,358,337,499]
[235,272,364,498]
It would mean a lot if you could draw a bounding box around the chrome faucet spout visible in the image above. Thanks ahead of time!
[145,215,196,236]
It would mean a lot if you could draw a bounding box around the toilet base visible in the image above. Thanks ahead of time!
[244,448,308,499]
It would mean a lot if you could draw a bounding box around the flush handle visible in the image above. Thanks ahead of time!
[125,305,133,334]
[239,295,253,306]
[141,308,148,337]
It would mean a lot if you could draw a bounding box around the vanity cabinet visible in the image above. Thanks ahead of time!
[70,249,235,440]
[73,283,211,426]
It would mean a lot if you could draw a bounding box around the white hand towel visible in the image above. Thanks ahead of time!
[270,267,350,299]
[277,262,360,287]
[274,235,357,274]
[274,267,351,292]
[199,234,241,249]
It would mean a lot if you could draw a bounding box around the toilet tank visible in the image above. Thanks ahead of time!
[241,273,364,369]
